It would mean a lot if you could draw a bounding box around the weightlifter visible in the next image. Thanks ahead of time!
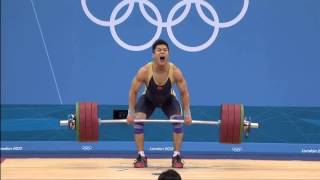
[127,39,192,168]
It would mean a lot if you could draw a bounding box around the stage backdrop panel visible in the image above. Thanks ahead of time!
[1,0,320,106]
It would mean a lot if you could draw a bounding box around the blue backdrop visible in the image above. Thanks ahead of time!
[2,0,320,106]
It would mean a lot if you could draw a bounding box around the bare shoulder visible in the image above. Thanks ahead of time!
[135,64,149,82]
[173,65,184,82]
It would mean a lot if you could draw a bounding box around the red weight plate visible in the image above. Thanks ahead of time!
[84,102,92,141]
[91,102,99,141]
[220,104,228,143]
[226,104,235,144]
[232,104,241,144]
[79,102,87,141]
[221,104,243,144]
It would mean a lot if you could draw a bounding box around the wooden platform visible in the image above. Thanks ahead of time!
[1,158,320,180]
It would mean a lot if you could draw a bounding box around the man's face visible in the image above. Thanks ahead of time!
[153,44,169,67]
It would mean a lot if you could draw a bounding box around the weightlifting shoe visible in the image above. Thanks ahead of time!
[133,154,147,168]
[172,155,184,168]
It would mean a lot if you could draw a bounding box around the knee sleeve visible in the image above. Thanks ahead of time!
[134,122,144,134]
[173,123,183,133]
[170,115,184,134]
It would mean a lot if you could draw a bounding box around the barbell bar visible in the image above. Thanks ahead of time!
[59,102,259,144]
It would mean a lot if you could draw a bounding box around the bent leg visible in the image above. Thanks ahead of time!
[172,117,183,152]
[162,95,183,152]
[134,95,155,152]
[134,112,146,152]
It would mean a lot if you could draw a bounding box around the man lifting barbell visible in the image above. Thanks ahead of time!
[59,40,259,168]
[126,39,192,168]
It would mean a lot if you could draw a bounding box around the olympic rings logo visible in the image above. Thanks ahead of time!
[81,145,93,151]
[81,0,249,52]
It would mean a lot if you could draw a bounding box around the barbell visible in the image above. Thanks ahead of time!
[59,102,259,144]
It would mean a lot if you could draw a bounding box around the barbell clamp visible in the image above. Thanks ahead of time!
[67,114,76,130]
[244,117,253,138]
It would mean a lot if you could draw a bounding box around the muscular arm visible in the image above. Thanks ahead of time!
[128,66,147,116]
[173,67,191,119]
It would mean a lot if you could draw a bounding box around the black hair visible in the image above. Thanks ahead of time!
[158,169,182,180]
[152,39,169,53]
